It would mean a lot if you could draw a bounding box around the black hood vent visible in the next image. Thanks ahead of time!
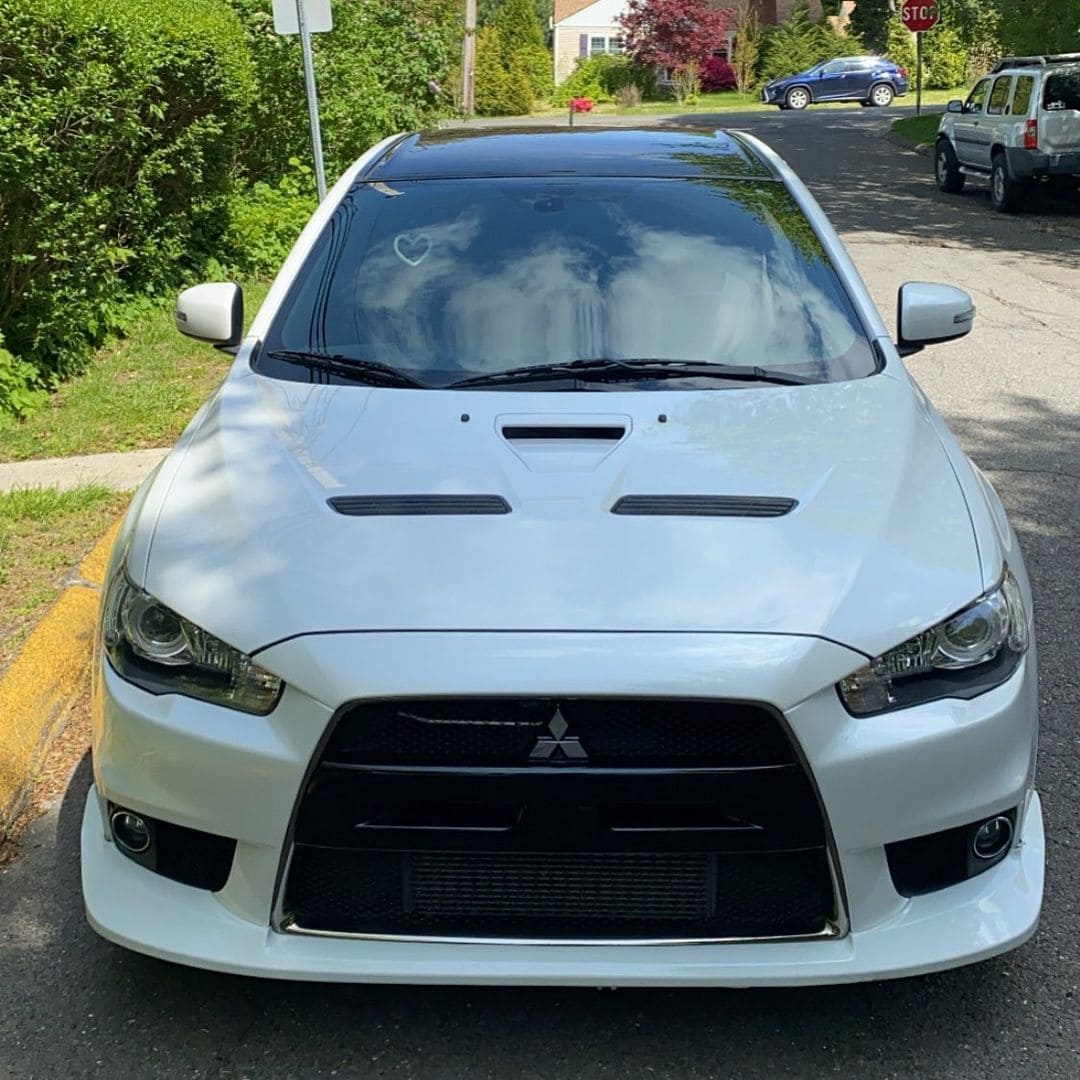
[612,496,797,518]
[329,495,511,516]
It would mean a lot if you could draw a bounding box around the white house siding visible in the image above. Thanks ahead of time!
[553,0,629,84]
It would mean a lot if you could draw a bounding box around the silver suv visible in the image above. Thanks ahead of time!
[935,54,1080,212]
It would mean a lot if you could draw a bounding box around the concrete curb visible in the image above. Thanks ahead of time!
[0,518,122,832]
[0,448,167,494]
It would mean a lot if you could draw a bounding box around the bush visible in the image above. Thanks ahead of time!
[220,160,318,278]
[701,57,737,92]
[757,3,849,84]
[553,53,656,107]
[884,16,917,75]
[0,333,46,419]
[514,43,556,101]
[924,25,969,89]
[0,0,255,417]
[475,26,533,115]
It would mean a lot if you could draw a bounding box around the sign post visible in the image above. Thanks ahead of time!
[273,0,333,201]
[900,3,941,118]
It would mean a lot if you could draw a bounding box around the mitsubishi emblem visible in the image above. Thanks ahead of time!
[529,708,588,761]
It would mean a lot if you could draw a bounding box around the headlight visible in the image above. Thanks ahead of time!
[838,569,1029,716]
[102,570,283,715]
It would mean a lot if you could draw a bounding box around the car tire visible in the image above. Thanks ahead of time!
[990,153,1025,213]
[785,87,811,110]
[869,83,894,107]
[935,140,965,194]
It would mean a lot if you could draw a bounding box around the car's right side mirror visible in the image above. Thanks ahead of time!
[947,99,964,113]
[897,282,975,356]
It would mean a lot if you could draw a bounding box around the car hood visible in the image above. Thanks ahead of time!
[142,368,983,659]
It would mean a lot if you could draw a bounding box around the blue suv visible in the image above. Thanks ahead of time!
[761,55,909,110]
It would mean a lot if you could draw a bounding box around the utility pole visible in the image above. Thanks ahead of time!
[462,0,477,116]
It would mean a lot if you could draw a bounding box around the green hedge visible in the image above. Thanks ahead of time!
[553,54,657,107]
[0,0,254,416]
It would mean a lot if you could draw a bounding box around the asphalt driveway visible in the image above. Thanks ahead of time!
[2,106,1078,1080]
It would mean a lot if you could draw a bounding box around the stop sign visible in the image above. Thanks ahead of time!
[901,2,940,32]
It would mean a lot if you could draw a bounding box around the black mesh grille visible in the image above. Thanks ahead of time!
[611,495,797,517]
[284,696,836,941]
[326,698,793,767]
[286,847,833,939]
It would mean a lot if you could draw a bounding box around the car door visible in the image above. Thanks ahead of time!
[843,59,874,100]
[814,60,847,101]
[953,78,991,167]
[981,75,1014,164]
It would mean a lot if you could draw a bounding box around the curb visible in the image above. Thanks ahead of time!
[0,518,122,832]
[885,130,933,157]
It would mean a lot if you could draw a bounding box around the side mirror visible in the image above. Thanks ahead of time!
[947,99,964,113]
[176,283,243,347]
[897,282,975,356]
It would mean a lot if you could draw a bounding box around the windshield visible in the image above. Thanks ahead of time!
[259,176,876,389]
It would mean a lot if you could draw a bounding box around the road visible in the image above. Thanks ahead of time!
[2,107,1079,1080]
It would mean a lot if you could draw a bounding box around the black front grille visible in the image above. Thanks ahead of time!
[283,697,836,941]
[325,698,794,767]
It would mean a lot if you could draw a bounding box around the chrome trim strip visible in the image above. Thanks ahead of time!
[281,921,844,947]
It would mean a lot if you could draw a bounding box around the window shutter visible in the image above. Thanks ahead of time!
[579,34,588,57]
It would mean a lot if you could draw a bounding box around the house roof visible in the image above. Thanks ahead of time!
[554,0,604,25]
[361,127,777,182]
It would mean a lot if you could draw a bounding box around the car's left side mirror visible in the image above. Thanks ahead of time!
[176,282,243,348]
[897,282,975,356]
[947,99,964,113]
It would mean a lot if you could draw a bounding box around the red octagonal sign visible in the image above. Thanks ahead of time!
[901,2,941,32]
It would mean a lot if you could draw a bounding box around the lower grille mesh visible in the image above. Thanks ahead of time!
[286,847,833,939]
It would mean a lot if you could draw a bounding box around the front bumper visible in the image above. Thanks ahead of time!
[83,632,1043,985]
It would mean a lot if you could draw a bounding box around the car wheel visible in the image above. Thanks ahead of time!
[935,141,965,194]
[785,87,810,110]
[990,153,1025,213]
[869,83,894,107]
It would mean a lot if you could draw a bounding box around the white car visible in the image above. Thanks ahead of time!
[82,127,1043,986]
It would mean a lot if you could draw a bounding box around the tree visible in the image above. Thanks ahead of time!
[884,15,916,73]
[618,0,734,70]
[757,3,847,84]
[730,0,761,94]
[998,1,1080,56]
[491,0,552,100]
[849,0,891,54]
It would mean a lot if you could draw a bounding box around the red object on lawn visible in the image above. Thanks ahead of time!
[571,98,594,112]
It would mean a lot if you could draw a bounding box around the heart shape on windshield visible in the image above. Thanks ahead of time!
[393,232,432,267]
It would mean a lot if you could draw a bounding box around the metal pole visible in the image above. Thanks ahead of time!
[916,31,923,117]
[296,0,327,200]
[462,0,477,117]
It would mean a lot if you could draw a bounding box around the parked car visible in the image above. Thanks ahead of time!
[82,127,1042,986]
[761,55,908,110]
[936,53,1080,212]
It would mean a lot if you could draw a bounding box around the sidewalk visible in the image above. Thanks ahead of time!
[0,448,167,494]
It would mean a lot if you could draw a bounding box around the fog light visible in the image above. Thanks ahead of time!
[972,815,1013,860]
[110,809,152,855]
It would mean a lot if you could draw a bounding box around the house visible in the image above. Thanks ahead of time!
[552,0,824,86]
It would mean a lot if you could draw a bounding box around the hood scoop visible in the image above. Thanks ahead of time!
[329,495,511,516]
[498,413,631,473]
[612,496,797,518]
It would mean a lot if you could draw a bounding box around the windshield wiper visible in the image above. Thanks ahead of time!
[265,349,426,389]
[448,358,817,389]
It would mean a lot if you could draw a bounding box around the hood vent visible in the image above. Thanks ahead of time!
[329,495,511,516]
[612,496,797,518]
[502,425,625,441]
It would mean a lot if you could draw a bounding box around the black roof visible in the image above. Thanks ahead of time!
[361,127,777,182]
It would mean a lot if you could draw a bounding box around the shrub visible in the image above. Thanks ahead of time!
[884,16,917,75]
[553,53,656,106]
[701,57,737,92]
[615,84,643,107]
[221,160,318,278]
[757,3,849,84]
[924,25,969,89]
[0,0,255,416]
[672,59,702,103]
[0,333,46,420]
[514,43,556,101]
[475,26,533,115]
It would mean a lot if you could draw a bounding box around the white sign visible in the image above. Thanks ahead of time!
[273,0,333,35]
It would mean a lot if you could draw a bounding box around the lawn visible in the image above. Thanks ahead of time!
[0,485,129,665]
[534,87,966,119]
[891,111,946,147]
[0,280,269,463]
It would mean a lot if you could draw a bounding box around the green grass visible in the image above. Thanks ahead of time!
[0,485,130,663]
[891,111,946,147]
[0,280,270,463]
[533,87,966,119]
